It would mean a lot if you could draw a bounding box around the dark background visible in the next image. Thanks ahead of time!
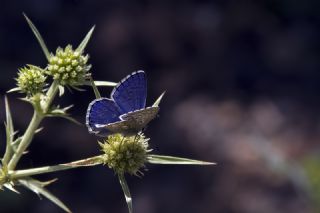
[1,0,320,213]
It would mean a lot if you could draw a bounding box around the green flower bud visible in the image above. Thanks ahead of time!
[16,65,46,96]
[47,45,91,86]
[100,133,150,175]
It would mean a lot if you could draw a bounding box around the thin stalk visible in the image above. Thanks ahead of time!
[88,75,101,99]
[7,80,60,170]
[7,112,43,170]
[43,80,60,112]
[9,155,103,179]
[118,173,133,213]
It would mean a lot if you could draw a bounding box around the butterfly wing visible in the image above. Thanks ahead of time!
[120,106,159,130]
[86,98,121,136]
[104,107,159,135]
[111,71,147,114]
[103,120,138,136]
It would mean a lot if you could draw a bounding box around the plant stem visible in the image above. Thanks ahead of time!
[7,112,43,170]
[7,80,60,170]
[2,138,12,165]
[9,155,103,179]
[43,80,59,113]
[118,173,133,213]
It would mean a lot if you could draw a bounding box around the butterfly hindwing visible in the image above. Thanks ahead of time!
[104,107,159,135]
[104,120,137,135]
[111,71,147,114]
[120,107,159,128]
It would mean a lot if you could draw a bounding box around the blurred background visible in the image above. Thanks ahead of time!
[0,0,320,212]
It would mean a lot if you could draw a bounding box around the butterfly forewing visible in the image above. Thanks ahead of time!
[86,98,120,133]
[111,71,147,114]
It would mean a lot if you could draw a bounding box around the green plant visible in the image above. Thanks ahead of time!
[0,15,215,213]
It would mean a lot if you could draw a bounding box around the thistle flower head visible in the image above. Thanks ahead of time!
[100,133,150,175]
[47,45,91,86]
[16,65,46,96]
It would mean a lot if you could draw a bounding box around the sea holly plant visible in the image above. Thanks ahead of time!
[0,15,215,213]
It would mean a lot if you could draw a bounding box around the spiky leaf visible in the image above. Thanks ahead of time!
[153,92,166,107]
[3,97,14,164]
[76,26,95,53]
[147,154,216,165]
[58,85,65,97]
[83,80,117,88]
[23,14,50,61]
[47,105,81,125]
[19,178,72,213]
[7,87,21,93]
[4,183,20,194]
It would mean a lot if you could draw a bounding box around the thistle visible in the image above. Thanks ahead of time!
[16,65,46,96]
[100,133,150,175]
[47,45,91,86]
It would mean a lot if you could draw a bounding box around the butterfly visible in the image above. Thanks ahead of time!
[86,70,160,136]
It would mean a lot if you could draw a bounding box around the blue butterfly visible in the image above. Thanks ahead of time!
[86,71,159,136]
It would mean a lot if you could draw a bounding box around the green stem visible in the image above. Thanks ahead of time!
[7,80,60,170]
[43,80,60,112]
[7,112,43,170]
[88,75,101,99]
[2,140,12,165]
[118,173,133,213]
[9,155,103,179]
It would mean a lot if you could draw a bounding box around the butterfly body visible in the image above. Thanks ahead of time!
[86,71,159,136]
